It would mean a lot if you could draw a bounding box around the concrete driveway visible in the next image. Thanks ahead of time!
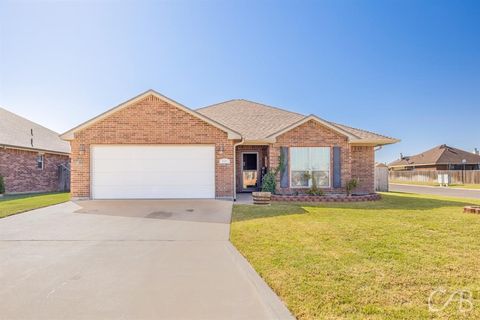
[0,200,292,320]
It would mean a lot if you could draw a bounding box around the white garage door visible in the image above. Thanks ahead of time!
[91,145,215,199]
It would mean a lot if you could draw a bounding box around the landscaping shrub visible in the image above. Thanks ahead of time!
[346,178,358,196]
[261,171,276,194]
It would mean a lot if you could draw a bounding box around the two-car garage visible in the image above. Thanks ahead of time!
[90,145,216,199]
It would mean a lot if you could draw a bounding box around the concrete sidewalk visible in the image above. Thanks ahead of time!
[0,200,293,320]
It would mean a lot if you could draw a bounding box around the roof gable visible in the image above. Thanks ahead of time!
[267,115,358,140]
[198,99,399,145]
[0,107,70,154]
[61,90,242,140]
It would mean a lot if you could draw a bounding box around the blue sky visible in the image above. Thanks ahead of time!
[0,0,479,163]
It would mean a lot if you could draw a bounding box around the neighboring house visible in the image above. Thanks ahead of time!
[61,90,398,200]
[0,107,70,194]
[388,144,480,171]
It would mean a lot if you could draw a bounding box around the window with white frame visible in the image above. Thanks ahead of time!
[290,147,330,187]
[36,154,44,170]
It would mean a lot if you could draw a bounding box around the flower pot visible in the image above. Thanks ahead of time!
[252,192,271,205]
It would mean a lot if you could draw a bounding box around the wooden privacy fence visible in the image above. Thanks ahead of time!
[58,164,70,192]
[389,170,480,185]
[375,166,389,191]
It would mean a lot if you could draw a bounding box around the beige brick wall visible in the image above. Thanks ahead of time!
[70,94,235,199]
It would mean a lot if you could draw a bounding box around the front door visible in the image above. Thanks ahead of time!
[242,153,258,191]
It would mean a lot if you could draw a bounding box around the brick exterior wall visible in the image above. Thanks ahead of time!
[267,120,375,194]
[235,145,268,192]
[350,146,375,194]
[0,148,69,194]
[69,94,235,199]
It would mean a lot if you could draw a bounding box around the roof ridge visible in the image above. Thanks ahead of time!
[196,98,306,117]
[330,121,396,141]
[236,99,306,117]
[195,99,241,111]
[0,106,61,135]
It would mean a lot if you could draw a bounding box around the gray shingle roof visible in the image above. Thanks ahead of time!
[0,107,70,154]
[197,99,305,140]
[197,99,398,144]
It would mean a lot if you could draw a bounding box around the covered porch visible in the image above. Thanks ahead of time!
[235,145,269,193]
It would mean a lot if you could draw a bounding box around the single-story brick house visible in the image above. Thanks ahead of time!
[0,107,70,194]
[388,144,480,171]
[61,90,398,200]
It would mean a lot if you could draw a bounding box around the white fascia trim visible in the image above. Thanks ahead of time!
[242,139,276,145]
[61,90,242,140]
[0,144,70,156]
[349,138,401,146]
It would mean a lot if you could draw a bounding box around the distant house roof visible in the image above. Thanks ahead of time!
[388,144,480,168]
[197,99,398,145]
[0,107,70,154]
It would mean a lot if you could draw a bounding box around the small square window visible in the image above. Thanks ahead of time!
[37,155,44,170]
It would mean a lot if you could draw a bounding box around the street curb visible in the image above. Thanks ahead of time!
[225,242,295,320]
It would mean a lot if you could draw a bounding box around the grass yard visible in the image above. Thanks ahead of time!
[231,193,480,319]
[0,192,70,218]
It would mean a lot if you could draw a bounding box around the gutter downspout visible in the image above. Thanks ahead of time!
[232,138,245,201]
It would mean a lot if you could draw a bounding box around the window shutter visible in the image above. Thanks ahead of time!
[333,147,341,188]
[280,147,289,188]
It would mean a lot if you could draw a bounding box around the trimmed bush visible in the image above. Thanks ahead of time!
[346,178,358,196]
[261,171,276,194]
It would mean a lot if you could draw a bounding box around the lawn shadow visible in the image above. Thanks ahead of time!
[0,192,66,202]
[232,192,479,222]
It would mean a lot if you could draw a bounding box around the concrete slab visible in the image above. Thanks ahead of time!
[0,200,293,320]
[235,193,254,205]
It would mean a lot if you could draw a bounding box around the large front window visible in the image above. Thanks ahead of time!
[290,147,330,188]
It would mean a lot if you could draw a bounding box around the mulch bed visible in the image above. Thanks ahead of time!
[271,193,381,202]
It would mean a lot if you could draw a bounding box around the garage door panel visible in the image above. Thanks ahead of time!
[91,145,215,199]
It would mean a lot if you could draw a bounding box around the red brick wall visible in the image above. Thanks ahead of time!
[235,145,268,192]
[266,120,376,195]
[268,119,352,194]
[350,146,375,194]
[70,94,235,199]
[0,148,69,194]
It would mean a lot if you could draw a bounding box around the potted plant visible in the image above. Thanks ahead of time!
[253,171,275,204]
[0,174,5,198]
[346,178,358,196]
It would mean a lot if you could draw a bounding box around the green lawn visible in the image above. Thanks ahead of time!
[231,193,480,319]
[0,192,70,218]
